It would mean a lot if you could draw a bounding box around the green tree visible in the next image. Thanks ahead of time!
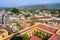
[50,9,56,14]
[30,21,35,26]
[22,34,29,40]
[11,8,19,15]
[15,21,20,26]
[24,14,31,18]
[10,13,13,15]
[58,9,60,13]
[10,33,23,40]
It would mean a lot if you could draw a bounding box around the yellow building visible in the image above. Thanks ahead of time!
[0,29,8,40]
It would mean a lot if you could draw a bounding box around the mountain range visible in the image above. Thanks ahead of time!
[19,3,60,9]
[0,3,60,9]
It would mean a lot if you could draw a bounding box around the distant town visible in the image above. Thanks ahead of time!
[0,8,60,40]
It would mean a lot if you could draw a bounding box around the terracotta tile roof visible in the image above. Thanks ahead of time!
[19,19,31,23]
[37,24,58,33]
[10,15,19,18]
[30,35,43,40]
[49,34,60,40]
[32,16,52,19]
[20,23,29,27]
[3,23,59,40]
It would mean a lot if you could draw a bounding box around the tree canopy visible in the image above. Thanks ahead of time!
[11,8,19,15]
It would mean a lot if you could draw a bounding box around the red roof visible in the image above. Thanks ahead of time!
[37,24,58,33]
[19,19,31,23]
[30,35,43,40]
[10,15,19,18]
[32,16,51,19]
[49,34,60,40]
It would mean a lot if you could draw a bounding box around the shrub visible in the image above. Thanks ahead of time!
[30,21,35,26]
[10,33,23,40]
[22,34,29,40]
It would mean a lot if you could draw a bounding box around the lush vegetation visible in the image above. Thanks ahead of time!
[10,34,29,40]
[15,21,20,26]
[34,29,51,40]
[24,14,31,18]
[11,8,20,15]
[22,34,30,40]
[10,33,23,40]
[30,21,35,26]
[10,29,51,40]
[2,8,60,19]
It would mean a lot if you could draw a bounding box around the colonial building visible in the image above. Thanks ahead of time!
[3,23,60,40]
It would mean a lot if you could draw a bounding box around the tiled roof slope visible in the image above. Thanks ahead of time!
[37,24,58,33]
[49,34,60,40]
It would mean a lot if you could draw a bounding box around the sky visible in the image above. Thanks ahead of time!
[0,0,60,7]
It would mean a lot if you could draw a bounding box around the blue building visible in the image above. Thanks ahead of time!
[2,13,9,24]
